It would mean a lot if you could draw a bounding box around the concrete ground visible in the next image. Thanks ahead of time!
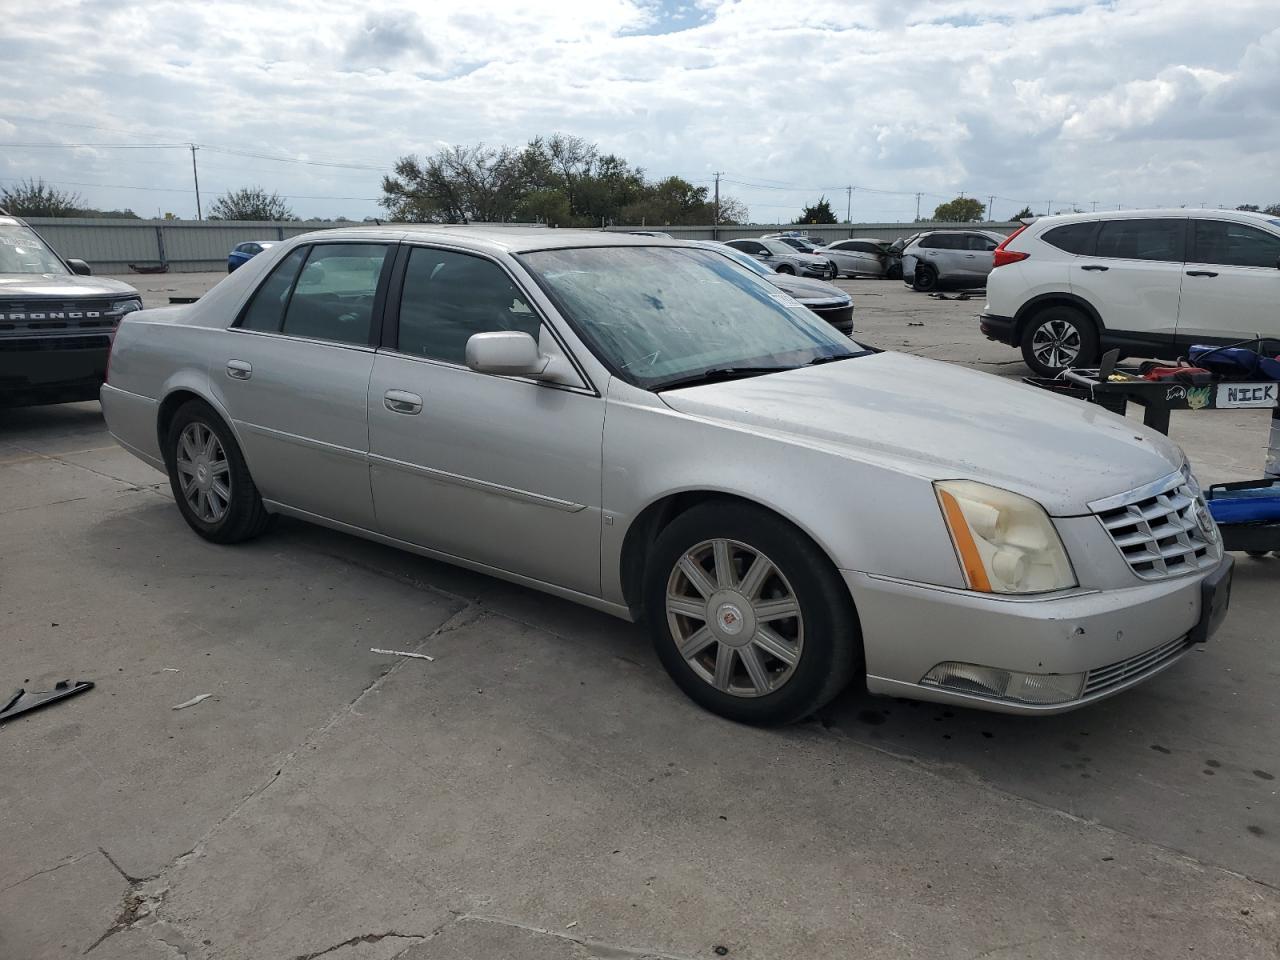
[1,274,1276,959]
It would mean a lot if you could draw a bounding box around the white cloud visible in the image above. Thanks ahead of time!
[1,0,1277,221]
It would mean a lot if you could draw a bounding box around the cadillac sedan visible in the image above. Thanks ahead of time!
[101,228,1232,725]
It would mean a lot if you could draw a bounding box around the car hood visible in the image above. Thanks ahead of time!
[659,351,1183,516]
[0,273,139,299]
[770,274,849,303]
[787,252,828,265]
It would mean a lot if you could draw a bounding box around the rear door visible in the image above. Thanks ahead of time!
[1068,218,1187,342]
[960,233,998,281]
[1178,218,1280,347]
[214,241,393,529]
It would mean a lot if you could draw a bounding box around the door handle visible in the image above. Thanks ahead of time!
[383,389,423,415]
[1186,270,1219,278]
[226,359,252,380]
[1080,265,1109,272]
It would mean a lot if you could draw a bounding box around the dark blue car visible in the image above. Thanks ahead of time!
[227,240,276,273]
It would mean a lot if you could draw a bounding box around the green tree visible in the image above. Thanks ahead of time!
[1,178,82,217]
[1009,205,1035,221]
[795,196,837,224]
[933,196,986,222]
[1264,203,1280,216]
[208,187,295,221]
[1236,204,1260,212]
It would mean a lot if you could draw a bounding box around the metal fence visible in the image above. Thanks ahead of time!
[22,217,1020,274]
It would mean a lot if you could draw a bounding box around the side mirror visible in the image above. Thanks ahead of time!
[67,258,92,276]
[465,331,551,378]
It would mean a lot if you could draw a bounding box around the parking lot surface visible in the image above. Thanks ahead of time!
[2,274,1276,958]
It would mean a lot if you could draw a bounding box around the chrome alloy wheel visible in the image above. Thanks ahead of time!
[666,539,804,698]
[175,422,231,524]
[1031,318,1082,370]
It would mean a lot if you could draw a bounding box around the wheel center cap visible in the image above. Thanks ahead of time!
[717,602,745,636]
[196,461,209,487]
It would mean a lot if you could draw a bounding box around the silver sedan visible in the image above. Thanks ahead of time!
[101,228,1232,724]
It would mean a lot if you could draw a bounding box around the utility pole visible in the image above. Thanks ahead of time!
[189,143,202,220]
[1091,201,1098,212]
[1045,199,1052,216]
[845,185,852,224]
[987,195,995,222]
[914,192,921,221]
[713,171,722,241]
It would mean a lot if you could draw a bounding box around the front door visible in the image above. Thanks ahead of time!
[1178,218,1280,348]
[367,245,604,596]
[214,241,392,529]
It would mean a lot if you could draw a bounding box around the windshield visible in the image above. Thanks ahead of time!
[520,246,862,390]
[713,244,773,277]
[0,223,67,275]
[761,239,801,257]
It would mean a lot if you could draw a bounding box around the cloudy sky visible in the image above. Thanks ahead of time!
[2,0,1277,223]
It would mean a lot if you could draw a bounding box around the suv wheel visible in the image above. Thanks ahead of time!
[644,500,860,725]
[912,265,938,291]
[1021,306,1099,376]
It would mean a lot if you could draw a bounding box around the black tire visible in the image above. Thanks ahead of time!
[828,261,840,279]
[776,264,795,275]
[643,500,861,725]
[164,399,273,544]
[912,265,938,291]
[886,262,902,281]
[1020,305,1100,377]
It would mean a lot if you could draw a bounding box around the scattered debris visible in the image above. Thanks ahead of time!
[907,321,925,327]
[168,296,200,304]
[929,291,973,301]
[565,921,578,929]
[370,648,435,661]
[161,668,180,672]
[171,694,213,711]
[0,680,94,724]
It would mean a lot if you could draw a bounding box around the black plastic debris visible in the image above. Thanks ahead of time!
[0,680,94,724]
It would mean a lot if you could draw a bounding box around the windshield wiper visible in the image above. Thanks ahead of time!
[651,365,795,391]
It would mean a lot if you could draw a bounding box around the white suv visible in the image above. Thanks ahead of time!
[980,209,1280,376]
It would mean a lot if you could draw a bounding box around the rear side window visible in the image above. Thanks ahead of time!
[1042,222,1099,256]
[396,247,540,364]
[1191,220,1280,268]
[1095,219,1185,262]
[280,244,390,345]
[239,247,308,332]
[965,235,996,251]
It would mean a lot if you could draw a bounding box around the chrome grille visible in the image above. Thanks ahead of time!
[1093,473,1220,580]
[1083,636,1193,696]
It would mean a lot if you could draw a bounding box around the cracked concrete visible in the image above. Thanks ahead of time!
[2,278,1277,958]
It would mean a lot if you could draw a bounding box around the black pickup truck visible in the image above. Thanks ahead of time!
[0,215,142,406]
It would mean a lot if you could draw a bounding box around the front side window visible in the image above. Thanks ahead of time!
[396,247,540,364]
[0,222,67,275]
[1191,220,1280,269]
[239,247,308,332]
[729,240,764,255]
[1095,219,1185,263]
[761,240,799,257]
[521,246,862,390]
[280,243,389,345]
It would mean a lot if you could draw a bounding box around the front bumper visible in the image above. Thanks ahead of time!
[0,335,111,406]
[800,264,833,279]
[978,312,1016,345]
[804,301,854,335]
[845,554,1232,715]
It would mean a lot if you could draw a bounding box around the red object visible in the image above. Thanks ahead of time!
[991,224,1030,268]
[1142,366,1210,381]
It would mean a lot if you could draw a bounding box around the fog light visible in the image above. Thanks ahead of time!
[921,661,1085,705]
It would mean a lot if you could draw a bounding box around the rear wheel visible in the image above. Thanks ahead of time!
[912,265,938,291]
[165,399,272,544]
[1020,305,1100,376]
[776,264,795,275]
[644,501,860,725]
[829,261,840,279]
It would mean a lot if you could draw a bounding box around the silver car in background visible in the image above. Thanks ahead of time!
[819,238,893,278]
[707,242,854,334]
[723,237,834,279]
[902,229,1005,291]
[101,228,1232,725]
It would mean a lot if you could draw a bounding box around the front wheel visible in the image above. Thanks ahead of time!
[1020,306,1099,377]
[165,399,273,544]
[644,501,861,725]
[776,264,795,275]
[912,265,938,291]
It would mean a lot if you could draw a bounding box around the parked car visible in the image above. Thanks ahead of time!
[0,214,142,406]
[765,234,824,253]
[902,230,1004,291]
[724,237,834,279]
[228,241,277,273]
[981,209,1280,376]
[102,228,1231,725]
[708,242,854,334]
[821,238,896,279]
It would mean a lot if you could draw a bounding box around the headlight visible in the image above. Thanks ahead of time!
[113,298,143,315]
[935,480,1076,594]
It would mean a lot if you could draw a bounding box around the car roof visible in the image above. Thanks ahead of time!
[282,225,694,255]
[1026,208,1280,228]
